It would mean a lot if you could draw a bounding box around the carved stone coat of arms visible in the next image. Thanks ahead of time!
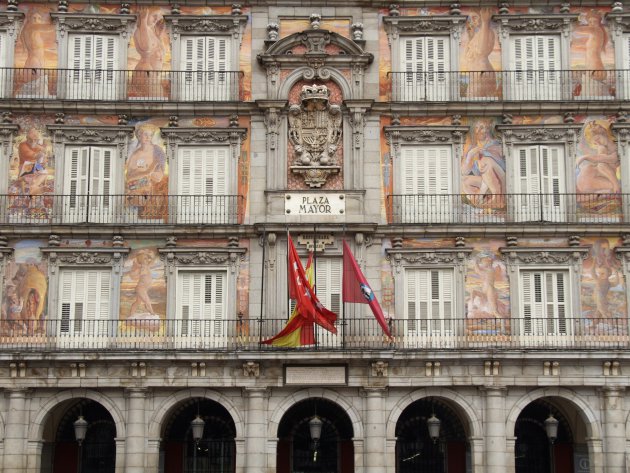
[288,84,342,187]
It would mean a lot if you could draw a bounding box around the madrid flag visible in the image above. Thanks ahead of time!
[342,240,392,338]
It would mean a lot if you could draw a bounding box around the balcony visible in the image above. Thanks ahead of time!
[387,193,625,225]
[0,317,626,352]
[388,70,624,102]
[2,68,243,102]
[0,194,242,225]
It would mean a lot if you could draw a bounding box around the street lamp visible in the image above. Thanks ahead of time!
[545,413,559,473]
[73,415,88,473]
[309,415,323,462]
[427,414,441,444]
[191,415,205,473]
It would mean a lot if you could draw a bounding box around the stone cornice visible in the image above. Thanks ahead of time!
[496,124,582,144]
[158,246,247,274]
[384,125,469,161]
[383,15,466,41]
[160,127,247,144]
[163,14,247,40]
[492,13,578,38]
[385,247,473,273]
[50,12,136,38]
[46,125,135,145]
[261,28,371,58]
[42,247,130,274]
[0,11,24,37]
[606,12,630,35]
[499,246,588,270]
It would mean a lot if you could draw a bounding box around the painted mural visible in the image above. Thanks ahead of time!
[120,243,166,333]
[576,118,621,218]
[461,118,506,216]
[1,240,47,336]
[581,237,627,335]
[459,8,501,99]
[465,240,510,335]
[125,121,169,221]
[14,5,57,96]
[8,118,54,220]
[280,18,351,39]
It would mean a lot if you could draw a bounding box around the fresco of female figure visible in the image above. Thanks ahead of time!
[462,120,506,209]
[126,125,168,219]
[15,9,51,97]
[462,8,497,98]
[573,11,611,97]
[576,121,620,195]
[130,8,166,98]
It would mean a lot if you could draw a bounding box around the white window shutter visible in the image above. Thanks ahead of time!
[402,148,420,195]
[66,146,90,201]
[426,36,449,74]
[314,259,341,316]
[178,271,226,338]
[59,269,110,336]
[179,148,193,196]
[406,269,419,333]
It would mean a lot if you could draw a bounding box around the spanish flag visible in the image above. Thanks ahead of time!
[262,236,338,346]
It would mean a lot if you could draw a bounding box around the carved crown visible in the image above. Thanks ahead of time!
[300,84,330,103]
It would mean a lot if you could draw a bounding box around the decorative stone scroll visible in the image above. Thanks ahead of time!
[51,12,137,38]
[47,125,135,164]
[42,247,130,274]
[383,14,466,42]
[492,13,578,39]
[0,10,24,40]
[384,125,468,161]
[158,246,247,274]
[161,127,247,162]
[496,124,582,164]
[0,124,19,171]
[289,84,342,188]
[164,14,247,40]
[499,247,589,272]
[385,247,473,274]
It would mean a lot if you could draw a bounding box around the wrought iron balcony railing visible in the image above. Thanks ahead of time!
[0,194,242,225]
[387,193,625,224]
[388,69,625,102]
[3,68,243,101]
[0,317,626,351]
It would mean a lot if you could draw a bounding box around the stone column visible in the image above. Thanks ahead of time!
[483,386,507,473]
[601,387,625,473]
[2,388,27,472]
[125,388,147,473]
[364,388,386,473]
[244,388,267,472]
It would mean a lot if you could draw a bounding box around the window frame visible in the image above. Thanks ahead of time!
[51,12,136,100]
[43,246,129,344]
[164,13,247,101]
[159,246,246,346]
[500,245,587,345]
[496,124,582,223]
[607,12,630,99]
[383,14,465,101]
[0,11,24,98]
[384,125,468,223]
[493,12,577,101]
[386,245,471,345]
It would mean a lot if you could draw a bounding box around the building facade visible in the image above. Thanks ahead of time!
[0,1,627,472]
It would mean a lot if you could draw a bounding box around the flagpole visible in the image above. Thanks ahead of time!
[286,227,290,323]
[259,227,266,347]
[342,225,346,350]
[313,223,318,350]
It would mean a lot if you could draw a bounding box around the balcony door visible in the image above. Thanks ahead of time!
[177,147,229,224]
[401,146,452,223]
[400,36,450,101]
[509,35,562,101]
[176,271,227,348]
[405,268,454,347]
[66,34,118,100]
[514,145,565,222]
[63,146,115,224]
[179,36,231,101]
[58,269,112,348]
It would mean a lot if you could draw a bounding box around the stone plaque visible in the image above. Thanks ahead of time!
[285,193,345,215]
[284,365,347,385]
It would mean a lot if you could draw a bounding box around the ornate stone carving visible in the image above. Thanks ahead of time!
[42,247,130,274]
[500,247,588,272]
[243,361,260,377]
[47,125,134,161]
[492,14,578,39]
[612,123,630,154]
[497,124,581,158]
[51,12,137,38]
[161,127,247,161]
[371,361,388,377]
[288,84,342,187]
[383,15,466,42]
[0,11,24,38]
[605,12,630,36]
[386,247,472,273]
[164,14,247,40]
[158,247,247,274]
[384,126,468,161]
[0,124,19,163]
